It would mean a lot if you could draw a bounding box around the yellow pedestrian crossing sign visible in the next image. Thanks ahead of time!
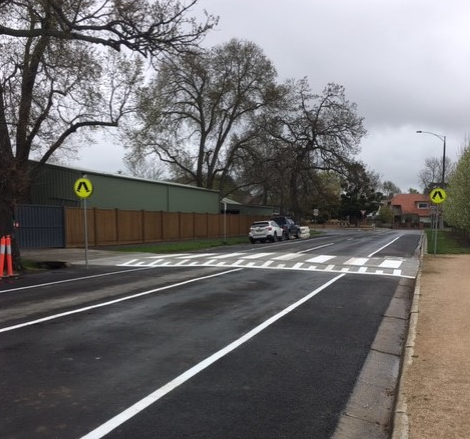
[430,187,446,204]
[74,177,93,199]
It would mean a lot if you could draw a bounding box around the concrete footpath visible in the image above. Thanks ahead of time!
[393,253,470,439]
[19,247,470,438]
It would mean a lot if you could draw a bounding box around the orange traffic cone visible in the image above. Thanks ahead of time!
[0,236,5,278]
[5,235,13,277]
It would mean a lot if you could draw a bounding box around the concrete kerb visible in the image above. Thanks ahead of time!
[390,233,426,439]
[332,232,425,439]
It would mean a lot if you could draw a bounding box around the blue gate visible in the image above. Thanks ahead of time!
[14,205,65,249]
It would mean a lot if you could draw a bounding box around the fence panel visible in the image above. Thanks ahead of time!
[15,204,65,248]
[61,207,267,247]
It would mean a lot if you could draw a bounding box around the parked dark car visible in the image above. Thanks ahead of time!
[271,216,301,239]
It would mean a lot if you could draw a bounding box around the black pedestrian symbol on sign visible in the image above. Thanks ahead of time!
[77,181,90,193]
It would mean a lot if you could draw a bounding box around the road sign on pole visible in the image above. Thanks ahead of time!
[74,177,94,199]
[429,188,447,204]
[74,177,93,268]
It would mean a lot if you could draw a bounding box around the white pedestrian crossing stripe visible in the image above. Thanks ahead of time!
[305,255,335,263]
[345,257,369,266]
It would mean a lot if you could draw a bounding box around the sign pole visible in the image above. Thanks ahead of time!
[74,176,94,268]
[83,197,89,268]
[223,202,227,244]
[429,187,447,255]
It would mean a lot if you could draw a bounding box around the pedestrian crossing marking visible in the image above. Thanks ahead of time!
[242,253,273,259]
[379,259,403,269]
[117,251,412,278]
[273,253,303,261]
[212,252,246,259]
[345,257,369,266]
[178,253,217,259]
[305,255,335,263]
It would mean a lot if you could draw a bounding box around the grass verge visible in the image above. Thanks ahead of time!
[425,229,470,254]
[110,229,321,254]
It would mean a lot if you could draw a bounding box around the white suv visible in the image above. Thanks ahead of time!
[249,220,283,243]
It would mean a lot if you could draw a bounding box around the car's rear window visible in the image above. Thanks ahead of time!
[252,222,269,227]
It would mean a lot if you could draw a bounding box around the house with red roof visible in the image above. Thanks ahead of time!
[387,193,432,227]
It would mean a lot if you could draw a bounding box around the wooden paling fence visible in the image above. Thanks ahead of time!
[65,207,267,248]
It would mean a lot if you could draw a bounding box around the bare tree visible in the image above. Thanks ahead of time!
[418,156,453,193]
[123,38,281,192]
[242,79,366,218]
[0,0,216,259]
[123,155,167,180]
[380,180,401,198]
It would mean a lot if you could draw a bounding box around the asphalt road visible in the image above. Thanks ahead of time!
[0,229,422,439]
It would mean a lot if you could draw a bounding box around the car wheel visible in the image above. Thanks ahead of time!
[270,233,277,242]
[277,233,283,241]
[249,238,255,244]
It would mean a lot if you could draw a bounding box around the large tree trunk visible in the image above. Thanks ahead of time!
[0,158,32,272]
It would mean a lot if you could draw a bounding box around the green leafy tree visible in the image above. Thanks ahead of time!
[339,162,382,224]
[443,147,470,233]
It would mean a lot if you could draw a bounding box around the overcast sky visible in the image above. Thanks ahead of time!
[77,0,470,192]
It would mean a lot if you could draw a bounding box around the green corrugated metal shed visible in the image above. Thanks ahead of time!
[221,197,276,216]
[30,162,220,213]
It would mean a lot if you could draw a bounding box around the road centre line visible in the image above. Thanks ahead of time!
[79,273,346,439]
[0,268,243,334]
[368,236,401,257]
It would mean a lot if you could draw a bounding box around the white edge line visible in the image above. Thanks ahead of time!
[368,236,401,257]
[79,273,346,439]
[0,268,243,334]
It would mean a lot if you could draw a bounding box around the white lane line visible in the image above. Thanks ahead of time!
[344,257,369,266]
[0,268,243,334]
[79,274,346,439]
[297,242,335,254]
[368,236,401,257]
[305,255,335,263]
[0,267,158,294]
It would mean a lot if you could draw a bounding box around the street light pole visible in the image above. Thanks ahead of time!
[416,130,447,247]
[416,130,446,187]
